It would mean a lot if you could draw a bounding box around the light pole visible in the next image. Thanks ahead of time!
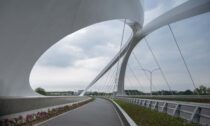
[139,68,160,96]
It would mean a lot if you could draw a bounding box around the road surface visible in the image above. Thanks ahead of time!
[38,98,123,126]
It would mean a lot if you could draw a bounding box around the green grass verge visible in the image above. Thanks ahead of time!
[114,99,199,126]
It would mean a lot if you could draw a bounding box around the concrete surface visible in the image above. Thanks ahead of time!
[0,96,89,116]
[0,0,143,97]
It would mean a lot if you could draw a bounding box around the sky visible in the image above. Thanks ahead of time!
[30,0,210,92]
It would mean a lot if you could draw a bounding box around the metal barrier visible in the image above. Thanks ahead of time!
[116,97,210,126]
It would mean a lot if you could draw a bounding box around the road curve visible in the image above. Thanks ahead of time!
[38,98,123,126]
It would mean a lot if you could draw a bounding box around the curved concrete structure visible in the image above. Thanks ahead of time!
[82,0,210,96]
[0,96,89,116]
[117,0,210,96]
[1,0,209,97]
[0,0,144,96]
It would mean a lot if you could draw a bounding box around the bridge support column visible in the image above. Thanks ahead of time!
[116,22,143,96]
[116,0,210,96]
[82,0,210,96]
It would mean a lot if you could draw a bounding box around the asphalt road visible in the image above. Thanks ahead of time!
[38,98,123,126]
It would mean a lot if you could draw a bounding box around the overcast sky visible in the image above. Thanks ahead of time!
[30,0,210,92]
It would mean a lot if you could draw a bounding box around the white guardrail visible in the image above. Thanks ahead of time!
[116,97,210,126]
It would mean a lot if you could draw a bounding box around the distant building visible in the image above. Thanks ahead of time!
[47,91,74,96]
[77,90,84,95]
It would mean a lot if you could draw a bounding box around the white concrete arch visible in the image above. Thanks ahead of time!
[81,0,210,96]
[0,0,144,96]
[116,0,210,96]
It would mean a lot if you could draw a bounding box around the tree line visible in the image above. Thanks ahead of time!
[35,85,210,96]
[125,85,210,95]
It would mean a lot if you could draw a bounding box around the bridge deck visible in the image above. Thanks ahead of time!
[38,98,123,126]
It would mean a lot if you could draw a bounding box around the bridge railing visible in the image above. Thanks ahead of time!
[116,97,210,126]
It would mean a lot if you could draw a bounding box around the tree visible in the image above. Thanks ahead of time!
[35,87,46,95]
[208,87,210,94]
[182,90,193,95]
[194,85,209,95]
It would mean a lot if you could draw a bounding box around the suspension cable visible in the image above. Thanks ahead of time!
[132,52,163,93]
[127,64,145,92]
[125,77,137,95]
[100,69,111,96]
[125,77,132,95]
[111,65,120,96]
[111,19,127,96]
[144,38,173,95]
[115,19,127,85]
[126,71,145,96]
[132,52,149,79]
[107,66,118,96]
[168,24,198,95]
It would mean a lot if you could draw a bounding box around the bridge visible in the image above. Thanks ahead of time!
[0,0,210,126]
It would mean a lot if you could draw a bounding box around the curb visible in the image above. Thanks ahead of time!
[111,99,138,126]
[100,97,138,126]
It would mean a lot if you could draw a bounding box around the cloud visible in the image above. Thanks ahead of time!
[36,20,132,68]
[30,20,132,91]
[128,12,210,91]
[30,1,210,92]
[30,65,100,91]
[74,57,110,70]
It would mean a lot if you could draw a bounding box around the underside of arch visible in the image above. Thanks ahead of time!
[0,0,144,96]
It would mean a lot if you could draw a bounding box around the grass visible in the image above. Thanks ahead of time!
[114,99,199,126]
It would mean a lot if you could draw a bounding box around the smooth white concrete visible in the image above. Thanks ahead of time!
[82,0,210,96]
[116,0,210,96]
[0,0,144,96]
